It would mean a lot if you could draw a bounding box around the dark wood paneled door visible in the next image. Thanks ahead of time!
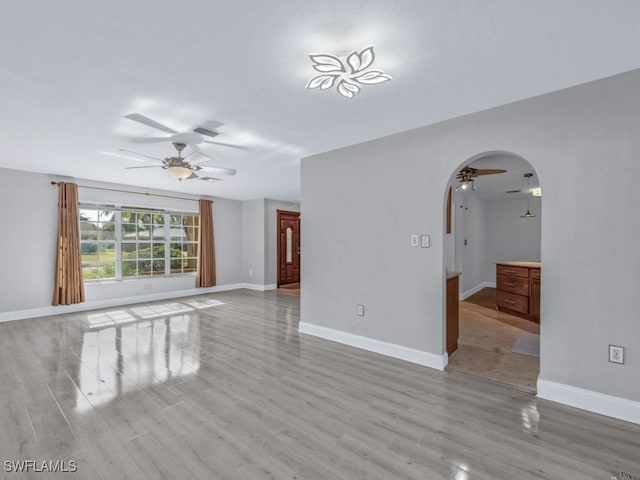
[277,210,300,286]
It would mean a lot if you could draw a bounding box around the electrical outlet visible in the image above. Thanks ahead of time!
[420,235,430,248]
[609,345,625,364]
[356,304,365,316]
[410,234,419,247]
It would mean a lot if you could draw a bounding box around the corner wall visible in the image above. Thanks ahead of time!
[300,69,640,421]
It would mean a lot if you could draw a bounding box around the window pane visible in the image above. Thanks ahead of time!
[98,263,116,279]
[152,225,166,240]
[99,242,116,262]
[99,210,114,222]
[122,243,137,260]
[185,243,198,257]
[82,266,99,280]
[99,223,116,241]
[152,260,165,275]
[138,213,151,224]
[81,241,98,257]
[80,222,98,240]
[170,243,183,258]
[121,211,135,223]
[183,258,197,273]
[152,214,165,225]
[152,243,165,258]
[170,215,182,226]
[122,261,137,277]
[138,260,152,276]
[137,224,151,240]
[138,243,151,259]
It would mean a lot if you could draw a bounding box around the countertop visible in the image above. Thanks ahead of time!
[495,261,541,268]
[446,271,462,279]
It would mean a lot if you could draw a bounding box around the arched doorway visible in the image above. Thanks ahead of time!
[443,151,542,392]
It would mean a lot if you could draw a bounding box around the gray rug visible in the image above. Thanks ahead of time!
[512,332,540,357]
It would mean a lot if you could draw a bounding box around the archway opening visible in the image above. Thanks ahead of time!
[443,151,542,392]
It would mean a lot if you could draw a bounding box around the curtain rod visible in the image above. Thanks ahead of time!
[50,181,201,203]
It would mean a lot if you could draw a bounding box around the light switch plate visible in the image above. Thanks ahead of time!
[609,345,624,364]
[356,304,365,316]
[411,234,419,247]
[420,235,430,248]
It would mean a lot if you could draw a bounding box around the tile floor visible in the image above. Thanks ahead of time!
[447,288,540,392]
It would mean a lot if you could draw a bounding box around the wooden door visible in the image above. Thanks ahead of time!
[277,210,300,286]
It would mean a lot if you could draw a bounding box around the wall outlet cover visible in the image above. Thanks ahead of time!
[609,345,624,364]
[411,234,419,247]
[356,304,364,316]
[421,235,430,248]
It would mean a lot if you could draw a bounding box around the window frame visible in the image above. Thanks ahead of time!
[79,204,199,283]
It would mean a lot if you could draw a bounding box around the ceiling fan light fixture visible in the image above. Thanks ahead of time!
[455,178,475,191]
[166,165,192,180]
[521,172,537,218]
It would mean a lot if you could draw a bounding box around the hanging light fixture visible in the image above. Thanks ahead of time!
[455,175,476,192]
[520,173,536,218]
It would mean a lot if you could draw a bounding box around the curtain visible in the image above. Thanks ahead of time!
[52,182,85,305]
[196,199,216,287]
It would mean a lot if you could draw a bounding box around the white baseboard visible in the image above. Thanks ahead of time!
[298,322,447,371]
[460,281,496,300]
[242,283,277,291]
[537,379,640,425]
[0,283,247,323]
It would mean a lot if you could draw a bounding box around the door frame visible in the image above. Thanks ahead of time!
[277,209,301,287]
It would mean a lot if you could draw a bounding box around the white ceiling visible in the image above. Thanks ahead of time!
[2,1,640,202]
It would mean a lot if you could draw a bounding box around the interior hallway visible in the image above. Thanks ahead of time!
[447,288,540,392]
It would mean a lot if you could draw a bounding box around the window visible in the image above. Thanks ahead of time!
[79,206,199,282]
[80,209,116,280]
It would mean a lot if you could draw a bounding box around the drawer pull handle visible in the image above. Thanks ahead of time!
[504,299,515,305]
[504,269,516,273]
[503,282,516,287]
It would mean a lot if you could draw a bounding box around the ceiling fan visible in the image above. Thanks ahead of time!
[124,113,247,151]
[111,142,237,182]
[455,165,506,191]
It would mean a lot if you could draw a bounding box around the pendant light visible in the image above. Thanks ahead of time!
[520,173,536,218]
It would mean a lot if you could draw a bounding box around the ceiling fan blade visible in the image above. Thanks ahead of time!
[202,139,248,150]
[118,148,164,162]
[99,150,147,163]
[185,172,199,180]
[199,166,237,176]
[185,151,213,165]
[128,136,174,144]
[124,113,178,134]
[472,169,507,176]
[125,165,164,170]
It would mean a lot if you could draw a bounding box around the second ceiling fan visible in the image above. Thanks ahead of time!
[455,165,506,191]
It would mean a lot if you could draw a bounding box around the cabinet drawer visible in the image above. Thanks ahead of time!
[497,275,529,296]
[496,291,529,314]
[529,268,541,279]
[496,264,529,278]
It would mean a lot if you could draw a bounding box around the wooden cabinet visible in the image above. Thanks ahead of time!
[496,262,540,323]
[446,273,460,355]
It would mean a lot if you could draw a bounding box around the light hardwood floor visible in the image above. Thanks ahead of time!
[0,289,638,479]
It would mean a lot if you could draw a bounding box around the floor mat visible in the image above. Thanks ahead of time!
[511,332,540,357]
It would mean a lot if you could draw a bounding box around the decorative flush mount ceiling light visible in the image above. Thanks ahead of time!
[305,46,391,99]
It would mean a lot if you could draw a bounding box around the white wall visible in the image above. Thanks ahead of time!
[0,168,244,315]
[242,199,266,285]
[459,192,487,294]
[484,196,542,281]
[301,69,640,407]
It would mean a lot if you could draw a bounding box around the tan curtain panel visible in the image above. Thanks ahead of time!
[52,182,85,306]
[196,199,216,287]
